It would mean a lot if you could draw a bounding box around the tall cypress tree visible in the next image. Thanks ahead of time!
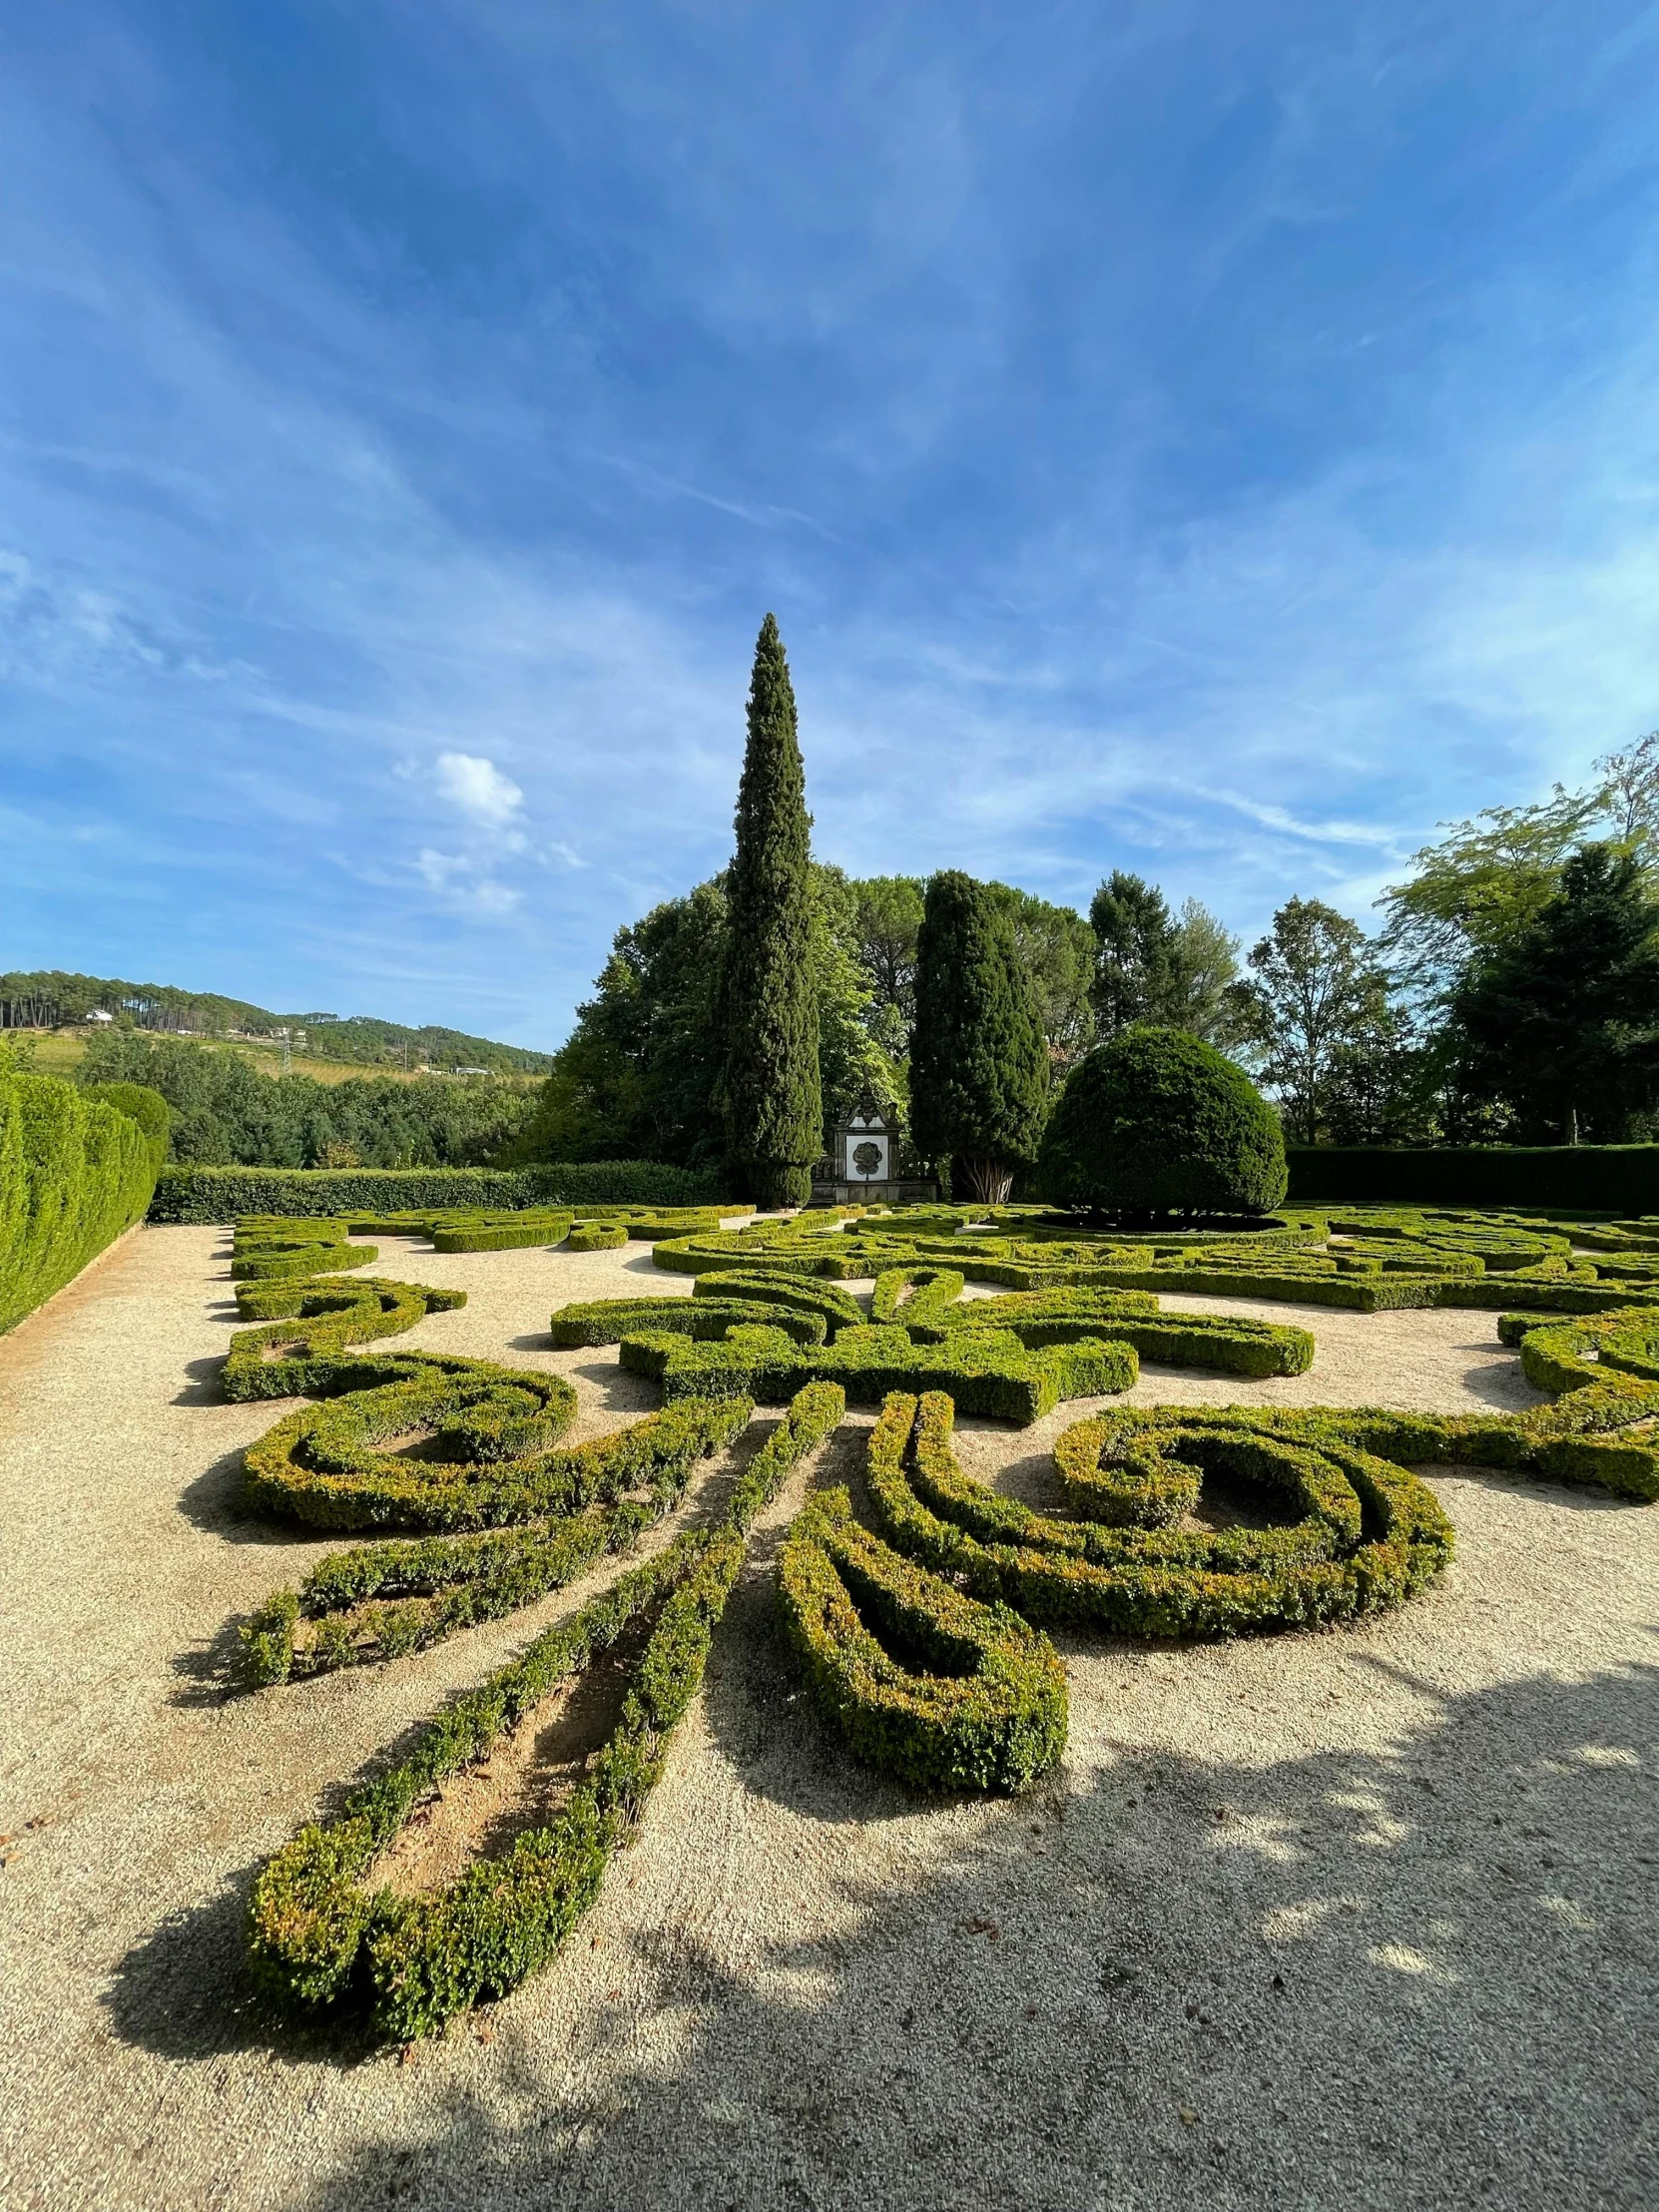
[910,869,1050,1204]
[719,614,822,1206]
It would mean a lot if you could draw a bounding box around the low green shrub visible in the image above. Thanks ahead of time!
[620,1319,1137,1423]
[567,1222,629,1252]
[0,1063,160,1333]
[550,1296,828,1349]
[150,1162,731,1224]
[862,1393,1454,1637]
[225,1277,466,1398]
[778,1487,1067,1794]
[247,1382,838,2041]
[239,1395,752,1685]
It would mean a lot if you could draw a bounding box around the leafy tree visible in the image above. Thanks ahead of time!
[1450,844,1659,1143]
[851,876,926,1032]
[909,870,1049,1204]
[77,1032,533,1167]
[986,884,1097,1063]
[1088,871,1246,1045]
[717,616,822,1207]
[1239,898,1394,1145]
[813,866,905,1130]
[1380,731,1659,996]
[509,882,729,1166]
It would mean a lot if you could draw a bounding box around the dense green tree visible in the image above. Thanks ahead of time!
[1088,871,1246,1045]
[1450,844,1659,1142]
[909,870,1050,1204]
[1380,731,1659,996]
[1040,1026,1286,1220]
[1239,898,1393,1146]
[717,616,822,1207]
[851,876,926,1034]
[76,1032,533,1167]
[986,884,1097,1063]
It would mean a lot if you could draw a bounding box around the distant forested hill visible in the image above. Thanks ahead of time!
[0,969,553,1074]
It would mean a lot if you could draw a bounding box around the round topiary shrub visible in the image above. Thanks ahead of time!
[1038,1026,1286,1220]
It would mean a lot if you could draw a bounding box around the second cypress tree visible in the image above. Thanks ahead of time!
[909,868,1050,1204]
[718,615,823,1207]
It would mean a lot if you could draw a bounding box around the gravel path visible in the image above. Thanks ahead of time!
[1,1226,1654,2212]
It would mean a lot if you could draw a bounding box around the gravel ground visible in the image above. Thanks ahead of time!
[1,1225,1655,2212]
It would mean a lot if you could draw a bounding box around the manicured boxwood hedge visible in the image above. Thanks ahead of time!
[150,1161,733,1223]
[1287,1144,1659,1211]
[862,1392,1455,1638]
[1,1065,162,1333]
[566,1222,629,1252]
[239,1395,753,1686]
[246,1382,842,2041]
[778,1484,1068,1793]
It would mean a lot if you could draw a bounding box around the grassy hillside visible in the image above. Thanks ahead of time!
[0,969,552,1075]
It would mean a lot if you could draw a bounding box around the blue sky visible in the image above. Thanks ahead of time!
[4,2,1659,1047]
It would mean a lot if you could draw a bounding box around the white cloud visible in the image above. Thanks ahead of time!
[433,751,524,827]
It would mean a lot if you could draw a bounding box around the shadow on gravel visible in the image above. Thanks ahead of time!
[103,1866,380,2070]
[174,1351,233,1406]
[175,1442,296,1543]
[275,1656,1657,2212]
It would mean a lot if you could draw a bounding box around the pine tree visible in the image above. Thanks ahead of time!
[718,615,822,1206]
[1452,842,1659,1141]
[909,869,1050,1204]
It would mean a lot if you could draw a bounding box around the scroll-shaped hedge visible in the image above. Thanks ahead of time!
[778,1485,1067,1794]
[862,1393,1454,1638]
[225,1276,467,1398]
[239,1395,752,1686]
[247,1382,842,2042]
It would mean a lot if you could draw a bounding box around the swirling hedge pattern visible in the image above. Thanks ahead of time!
[220,1200,1659,2041]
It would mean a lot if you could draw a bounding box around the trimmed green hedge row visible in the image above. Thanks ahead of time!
[567,1222,629,1252]
[150,1162,735,1223]
[1,1066,162,1333]
[778,1486,1067,1794]
[226,1277,467,1398]
[621,1320,1137,1423]
[551,1297,829,1350]
[862,1392,1456,1638]
[1287,1144,1659,1211]
[246,1382,841,2041]
[239,1396,752,1686]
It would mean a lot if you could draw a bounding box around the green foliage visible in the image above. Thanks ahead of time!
[1378,758,1651,995]
[1238,898,1397,1146]
[1286,1144,1659,1210]
[778,1484,1068,1793]
[1088,872,1248,1047]
[862,1392,1454,1639]
[719,615,822,1206]
[0,967,550,1071]
[909,870,1050,1203]
[1450,843,1659,1142]
[0,1059,159,1333]
[1040,1026,1287,1220]
[247,1383,837,2039]
[80,1081,171,1171]
[78,1030,535,1169]
[567,1222,629,1252]
[985,882,1098,1063]
[149,1161,722,1222]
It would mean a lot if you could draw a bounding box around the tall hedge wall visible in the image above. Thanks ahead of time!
[1,1066,160,1332]
[1287,1145,1659,1212]
[149,1160,726,1224]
